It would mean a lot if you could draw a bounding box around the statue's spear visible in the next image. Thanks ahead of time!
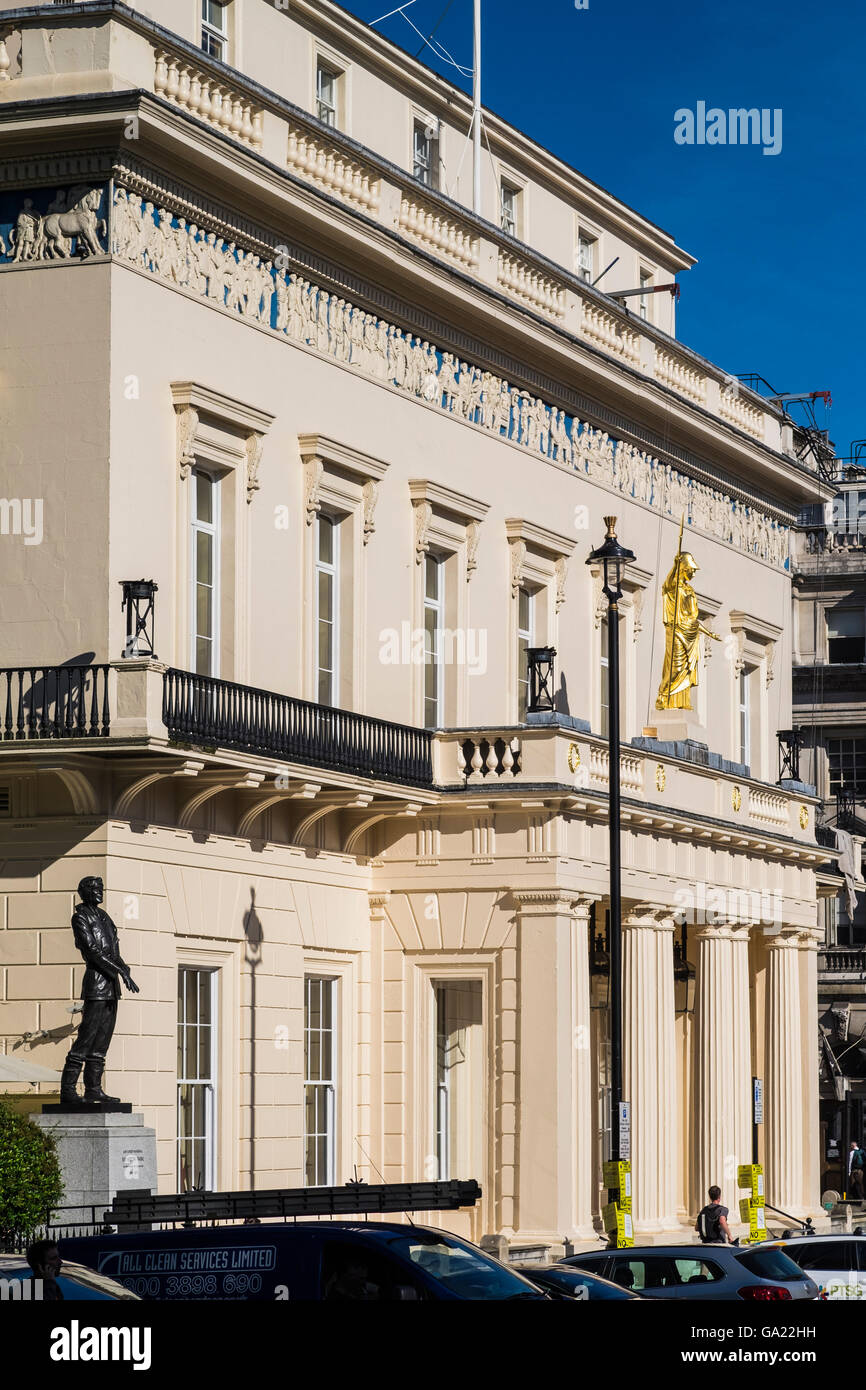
[664,511,686,707]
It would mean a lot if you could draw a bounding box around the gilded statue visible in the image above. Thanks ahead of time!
[655,519,721,710]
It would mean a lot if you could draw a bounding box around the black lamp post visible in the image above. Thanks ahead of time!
[586,516,635,1165]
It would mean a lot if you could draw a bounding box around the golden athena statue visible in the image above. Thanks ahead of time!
[656,518,721,711]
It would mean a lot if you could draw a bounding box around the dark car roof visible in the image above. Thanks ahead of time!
[63,1221,453,1243]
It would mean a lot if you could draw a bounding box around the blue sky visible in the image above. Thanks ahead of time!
[339,0,863,457]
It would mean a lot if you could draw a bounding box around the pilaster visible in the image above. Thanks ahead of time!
[511,889,598,1249]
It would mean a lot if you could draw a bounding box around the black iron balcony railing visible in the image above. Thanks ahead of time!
[163,667,433,786]
[1,664,111,740]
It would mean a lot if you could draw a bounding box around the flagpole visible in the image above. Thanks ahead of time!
[472,0,482,215]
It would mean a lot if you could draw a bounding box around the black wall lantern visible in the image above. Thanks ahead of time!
[673,923,696,1016]
[777,728,803,783]
[120,580,158,659]
[838,787,856,831]
[526,646,556,713]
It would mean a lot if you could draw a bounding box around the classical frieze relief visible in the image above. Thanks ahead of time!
[0,185,107,261]
[107,186,791,571]
[0,176,791,569]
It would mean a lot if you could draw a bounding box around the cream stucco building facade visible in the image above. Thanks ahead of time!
[0,0,839,1252]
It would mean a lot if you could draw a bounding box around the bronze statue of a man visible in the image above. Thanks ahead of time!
[60,876,139,1105]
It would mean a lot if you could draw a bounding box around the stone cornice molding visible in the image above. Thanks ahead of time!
[298,434,390,485]
[504,518,576,560]
[171,381,274,501]
[408,480,490,525]
[299,433,389,539]
[728,610,784,645]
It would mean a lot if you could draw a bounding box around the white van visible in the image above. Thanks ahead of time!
[766,1235,866,1300]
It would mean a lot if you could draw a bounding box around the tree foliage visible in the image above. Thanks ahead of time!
[0,1100,64,1241]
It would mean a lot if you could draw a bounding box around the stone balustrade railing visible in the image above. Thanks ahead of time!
[719,388,765,441]
[801,528,866,555]
[750,789,789,826]
[155,50,263,150]
[581,302,641,366]
[496,251,566,321]
[588,746,644,794]
[655,346,707,405]
[457,735,522,781]
[287,125,380,214]
[398,196,479,271]
[0,6,788,449]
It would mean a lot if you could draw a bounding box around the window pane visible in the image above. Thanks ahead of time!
[196,529,213,586]
[518,588,530,632]
[318,515,334,565]
[425,554,440,602]
[196,472,213,524]
[196,583,213,641]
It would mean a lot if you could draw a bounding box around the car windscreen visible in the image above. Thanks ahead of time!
[383,1234,545,1299]
[735,1248,810,1282]
[778,1241,858,1273]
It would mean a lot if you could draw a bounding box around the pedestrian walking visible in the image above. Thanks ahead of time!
[695,1185,734,1243]
[848,1140,865,1199]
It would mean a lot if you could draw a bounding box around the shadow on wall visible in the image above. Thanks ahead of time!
[243,887,264,1190]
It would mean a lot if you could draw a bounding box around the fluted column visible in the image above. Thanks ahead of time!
[513,890,597,1245]
[572,897,595,1234]
[798,930,821,1213]
[623,904,677,1232]
[694,922,757,1213]
[730,926,754,1174]
[694,925,734,1207]
[765,930,805,1215]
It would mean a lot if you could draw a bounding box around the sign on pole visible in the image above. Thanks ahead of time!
[753,1077,763,1125]
[619,1100,633,1156]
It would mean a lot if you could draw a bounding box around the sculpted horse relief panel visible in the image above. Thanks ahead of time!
[0,185,107,262]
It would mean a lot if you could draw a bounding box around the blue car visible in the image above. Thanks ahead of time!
[0,1251,139,1300]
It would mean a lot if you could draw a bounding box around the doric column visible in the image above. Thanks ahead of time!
[730,926,754,1176]
[694,925,735,1208]
[512,890,597,1246]
[765,930,805,1215]
[622,903,677,1232]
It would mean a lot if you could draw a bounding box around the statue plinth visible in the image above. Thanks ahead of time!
[643,709,708,747]
[34,1108,156,1226]
[43,1101,132,1115]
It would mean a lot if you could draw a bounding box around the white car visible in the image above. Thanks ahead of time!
[763,1234,866,1300]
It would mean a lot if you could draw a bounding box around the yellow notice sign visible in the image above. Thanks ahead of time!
[737,1164,764,1199]
[602,1203,634,1247]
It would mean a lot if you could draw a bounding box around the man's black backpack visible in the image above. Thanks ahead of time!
[697,1204,723,1243]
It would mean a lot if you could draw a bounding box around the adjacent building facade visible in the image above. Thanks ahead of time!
[0,0,841,1249]
[793,454,866,1193]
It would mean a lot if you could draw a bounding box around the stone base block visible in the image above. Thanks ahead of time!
[643,710,708,745]
[33,1109,157,1224]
